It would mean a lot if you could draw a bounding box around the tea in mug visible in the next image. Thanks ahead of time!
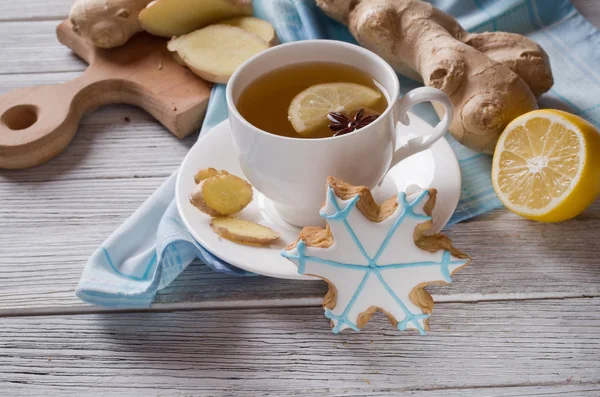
[237,62,388,139]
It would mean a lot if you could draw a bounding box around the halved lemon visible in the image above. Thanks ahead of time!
[492,109,600,222]
[288,82,382,135]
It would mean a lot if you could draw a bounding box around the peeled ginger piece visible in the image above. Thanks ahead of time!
[190,172,253,216]
[211,217,280,246]
[220,16,278,46]
[140,0,252,37]
[168,25,269,83]
[193,167,229,184]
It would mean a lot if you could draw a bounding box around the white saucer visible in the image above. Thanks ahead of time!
[176,116,461,280]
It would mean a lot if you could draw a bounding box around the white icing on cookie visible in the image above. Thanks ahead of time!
[282,186,469,334]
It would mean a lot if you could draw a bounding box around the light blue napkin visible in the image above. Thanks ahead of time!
[77,0,600,307]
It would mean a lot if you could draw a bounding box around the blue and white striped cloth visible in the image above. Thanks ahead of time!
[77,0,600,307]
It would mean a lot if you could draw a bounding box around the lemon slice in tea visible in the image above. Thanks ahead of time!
[492,109,600,222]
[288,82,382,136]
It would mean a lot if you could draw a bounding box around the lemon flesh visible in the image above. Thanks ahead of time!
[288,82,382,136]
[492,109,600,222]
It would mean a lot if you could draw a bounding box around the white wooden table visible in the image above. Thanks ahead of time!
[1,1,600,395]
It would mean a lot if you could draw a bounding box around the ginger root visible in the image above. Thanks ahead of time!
[168,24,270,83]
[316,0,553,153]
[193,167,229,184]
[211,217,280,246]
[220,16,279,46]
[190,170,253,216]
[139,0,252,37]
[69,0,152,48]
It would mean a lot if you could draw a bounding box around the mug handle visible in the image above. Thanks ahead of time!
[389,87,453,169]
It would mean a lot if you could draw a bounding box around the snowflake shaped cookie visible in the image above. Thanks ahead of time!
[282,177,470,334]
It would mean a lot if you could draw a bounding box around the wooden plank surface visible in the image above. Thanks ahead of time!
[573,0,600,26]
[1,299,599,395]
[1,0,600,395]
[0,76,598,312]
[0,0,598,26]
[0,21,86,74]
[0,0,70,22]
[1,171,600,313]
[4,385,599,397]
[0,0,597,313]
[0,107,194,182]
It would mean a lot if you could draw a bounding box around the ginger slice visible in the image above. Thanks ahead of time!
[193,167,229,184]
[167,25,269,83]
[190,173,253,216]
[139,0,252,37]
[220,16,278,46]
[211,217,280,246]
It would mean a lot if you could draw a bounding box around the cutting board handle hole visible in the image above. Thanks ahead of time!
[1,105,39,131]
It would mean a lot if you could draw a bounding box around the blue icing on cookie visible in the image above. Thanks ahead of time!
[281,185,469,334]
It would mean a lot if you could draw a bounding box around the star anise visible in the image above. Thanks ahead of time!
[327,109,380,137]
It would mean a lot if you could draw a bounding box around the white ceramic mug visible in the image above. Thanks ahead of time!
[226,40,453,227]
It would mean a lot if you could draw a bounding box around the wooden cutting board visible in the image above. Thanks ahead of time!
[0,20,212,169]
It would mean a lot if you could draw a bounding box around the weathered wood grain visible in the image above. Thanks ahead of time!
[0,77,599,313]
[0,24,210,169]
[1,166,600,313]
[0,0,598,26]
[1,299,599,395]
[3,384,599,397]
[1,174,599,313]
[0,108,194,182]
[0,176,325,313]
[0,0,598,316]
[0,0,71,22]
[0,1,599,396]
[0,21,86,74]
[0,72,77,95]
[0,0,592,75]
[573,0,600,26]
[0,74,196,180]
[0,71,597,312]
